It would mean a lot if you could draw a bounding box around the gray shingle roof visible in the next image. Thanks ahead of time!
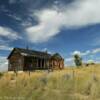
[8,48,51,59]
[51,53,63,60]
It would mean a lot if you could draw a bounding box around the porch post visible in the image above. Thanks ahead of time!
[40,59,42,69]
[44,59,46,69]
[36,58,38,68]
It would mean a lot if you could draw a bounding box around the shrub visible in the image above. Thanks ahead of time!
[74,54,82,67]
[0,72,3,78]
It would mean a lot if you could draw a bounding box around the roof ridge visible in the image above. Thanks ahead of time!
[14,47,51,55]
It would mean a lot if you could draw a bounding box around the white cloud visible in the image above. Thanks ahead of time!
[26,9,63,43]
[72,51,81,56]
[92,48,100,54]
[21,21,32,27]
[42,48,52,54]
[71,50,94,56]
[0,56,8,72]
[65,57,74,66]
[26,0,100,43]
[81,50,91,56]
[42,48,48,52]
[65,57,73,62]
[9,0,16,4]
[0,45,13,51]
[0,26,21,40]
[7,14,22,21]
[71,50,91,56]
[71,48,100,57]
[0,45,12,72]
[68,47,100,65]
[87,59,94,63]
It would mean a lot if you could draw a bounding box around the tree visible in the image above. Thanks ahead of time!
[74,54,82,67]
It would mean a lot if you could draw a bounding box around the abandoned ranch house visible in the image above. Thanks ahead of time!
[8,48,64,71]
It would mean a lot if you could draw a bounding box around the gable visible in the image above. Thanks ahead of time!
[7,48,21,59]
[8,48,51,59]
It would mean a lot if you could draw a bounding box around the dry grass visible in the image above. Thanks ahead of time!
[0,64,100,100]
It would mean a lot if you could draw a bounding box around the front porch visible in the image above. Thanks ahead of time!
[23,57,50,71]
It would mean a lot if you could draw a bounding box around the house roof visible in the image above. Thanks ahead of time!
[51,53,63,60]
[8,48,51,59]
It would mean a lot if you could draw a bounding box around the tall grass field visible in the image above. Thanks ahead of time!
[0,64,100,100]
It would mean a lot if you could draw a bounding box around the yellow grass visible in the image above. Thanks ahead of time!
[0,64,100,100]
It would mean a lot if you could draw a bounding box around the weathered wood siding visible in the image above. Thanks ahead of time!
[8,48,64,71]
[24,57,50,71]
[8,51,24,71]
[50,59,64,70]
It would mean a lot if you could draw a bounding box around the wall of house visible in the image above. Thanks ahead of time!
[8,51,24,71]
[8,50,64,71]
[50,59,64,70]
[24,57,50,70]
[24,57,37,71]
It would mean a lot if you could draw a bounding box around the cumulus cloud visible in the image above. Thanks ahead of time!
[25,0,100,43]
[81,50,91,56]
[0,45,12,71]
[92,48,100,54]
[72,50,91,56]
[72,48,100,57]
[65,57,73,62]
[72,51,81,56]
[65,57,74,66]
[26,9,63,43]
[65,47,100,66]
[67,48,100,65]
[0,56,8,72]
[0,26,21,40]
[87,59,94,63]
[42,48,48,52]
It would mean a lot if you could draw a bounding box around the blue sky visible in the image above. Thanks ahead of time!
[0,0,100,71]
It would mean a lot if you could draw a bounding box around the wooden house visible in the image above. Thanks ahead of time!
[7,48,64,71]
